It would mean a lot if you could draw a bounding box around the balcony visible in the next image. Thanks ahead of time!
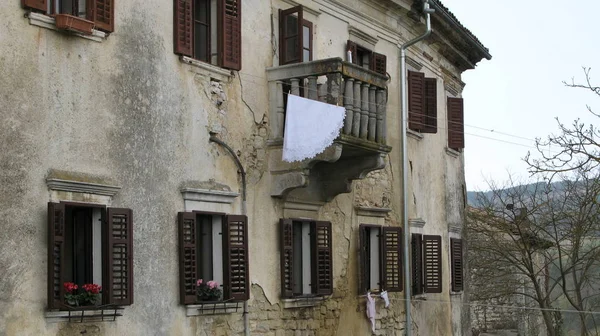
[267,58,392,203]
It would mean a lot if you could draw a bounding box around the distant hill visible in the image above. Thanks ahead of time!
[467,181,567,207]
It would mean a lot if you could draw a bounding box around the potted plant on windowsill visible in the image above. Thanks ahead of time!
[54,14,94,35]
[196,279,222,302]
[63,282,102,308]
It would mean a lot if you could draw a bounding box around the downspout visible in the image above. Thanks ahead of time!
[209,134,249,336]
[399,2,434,335]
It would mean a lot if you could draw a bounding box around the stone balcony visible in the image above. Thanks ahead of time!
[266,58,392,204]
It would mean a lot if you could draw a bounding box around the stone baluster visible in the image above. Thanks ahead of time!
[290,78,301,97]
[343,78,354,135]
[276,81,285,138]
[307,76,318,100]
[376,89,387,144]
[352,81,362,137]
[360,83,370,139]
[368,86,377,141]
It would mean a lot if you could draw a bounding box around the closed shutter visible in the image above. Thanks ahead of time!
[451,238,464,292]
[346,40,358,64]
[311,221,333,295]
[371,52,387,75]
[411,233,423,295]
[174,0,193,56]
[104,208,134,305]
[423,235,442,293]
[22,0,47,12]
[280,219,294,298]
[48,202,66,309]
[447,97,465,149]
[358,225,368,294]
[178,212,198,304]
[279,6,303,65]
[408,70,425,132]
[88,0,114,32]
[381,227,403,292]
[223,215,249,300]
[218,0,242,70]
[422,77,437,133]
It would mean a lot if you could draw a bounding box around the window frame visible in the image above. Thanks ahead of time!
[23,0,114,33]
[408,70,437,133]
[346,40,387,75]
[359,224,403,294]
[447,97,465,150]
[450,238,464,292]
[411,233,442,295]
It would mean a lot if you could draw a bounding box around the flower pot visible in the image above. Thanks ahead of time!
[54,14,94,35]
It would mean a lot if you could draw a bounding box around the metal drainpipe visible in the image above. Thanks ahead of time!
[399,1,434,335]
[209,135,249,336]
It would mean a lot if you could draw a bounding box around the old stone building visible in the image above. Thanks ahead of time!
[0,0,489,335]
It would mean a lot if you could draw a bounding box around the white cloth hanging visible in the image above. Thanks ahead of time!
[282,94,346,162]
[380,290,390,308]
[366,292,376,333]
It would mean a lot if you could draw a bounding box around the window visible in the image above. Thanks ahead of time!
[47,202,133,309]
[346,40,387,75]
[358,225,403,294]
[411,234,442,295]
[408,70,437,133]
[22,0,114,32]
[280,219,332,298]
[174,0,242,70]
[178,211,249,304]
[279,6,313,65]
[447,97,465,150]
[450,238,464,292]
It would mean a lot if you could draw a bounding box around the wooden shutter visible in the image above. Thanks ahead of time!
[311,221,333,295]
[346,40,358,64]
[408,70,425,132]
[358,225,368,294]
[223,215,249,300]
[22,0,47,12]
[422,77,438,133]
[381,227,403,292]
[279,6,303,65]
[104,208,134,305]
[447,97,465,149]
[88,0,114,32]
[423,235,442,293]
[218,0,242,70]
[48,202,66,309]
[411,233,423,295]
[280,219,294,298]
[451,238,464,292]
[174,0,193,56]
[370,52,387,76]
[178,212,198,304]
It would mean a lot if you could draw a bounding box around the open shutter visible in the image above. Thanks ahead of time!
[178,212,198,304]
[88,0,114,32]
[447,97,465,149]
[22,0,47,12]
[358,225,368,294]
[346,40,358,64]
[311,221,333,295]
[280,219,294,298]
[423,235,442,293]
[218,0,242,70]
[381,227,403,292]
[223,215,249,300]
[451,238,464,292]
[104,208,134,305]
[408,70,425,132]
[411,233,423,295]
[48,202,66,309]
[371,52,387,76]
[422,77,438,133]
[174,0,193,56]
[279,6,303,65]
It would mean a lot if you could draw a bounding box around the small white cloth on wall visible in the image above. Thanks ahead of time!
[282,94,346,162]
[366,292,376,333]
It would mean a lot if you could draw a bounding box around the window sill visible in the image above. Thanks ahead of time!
[407,129,424,141]
[412,294,427,300]
[185,301,243,316]
[450,291,463,296]
[27,12,107,42]
[180,56,233,82]
[445,147,461,158]
[282,296,328,309]
[45,306,124,323]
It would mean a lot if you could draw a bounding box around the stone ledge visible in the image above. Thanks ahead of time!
[185,302,243,316]
[28,12,106,42]
[408,218,426,229]
[355,206,391,218]
[445,147,461,158]
[282,296,327,309]
[407,129,424,141]
[180,56,233,82]
[181,188,240,204]
[46,178,121,196]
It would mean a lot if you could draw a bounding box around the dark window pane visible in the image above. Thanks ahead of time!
[303,49,310,62]
[285,15,298,36]
[197,215,213,281]
[285,37,298,63]
[60,0,75,15]
[194,23,209,61]
[195,0,209,23]
[292,222,303,295]
[302,26,310,48]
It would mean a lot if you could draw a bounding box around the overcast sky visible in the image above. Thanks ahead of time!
[439,0,600,191]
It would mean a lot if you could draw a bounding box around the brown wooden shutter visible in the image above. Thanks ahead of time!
[104,208,134,305]
[178,212,198,304]
[451,238,464,292]
[279,6,303,65]
[174,0,193,56]
[358,225,368,294]
[280,219,294,298]
[311,221,333,295]
[422,77,438,133]
[447,97,465,149]
[381,227,403,292]
[370,52,387,76]
[88,0,114,32]
[408,70,425,132]
[223,215,249,301]
[22,0,47,12]
[218,0,242,70]
[346,40,357,64]
[411,233,423,295]
[423,235,442,293]
[48,202,66,309]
